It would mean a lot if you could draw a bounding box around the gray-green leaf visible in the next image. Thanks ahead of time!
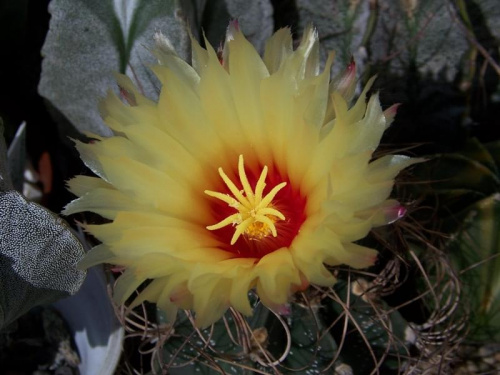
[296,0,469,79]
[38,0,191,137]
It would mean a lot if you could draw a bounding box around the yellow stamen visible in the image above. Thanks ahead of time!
[205,155,287,245]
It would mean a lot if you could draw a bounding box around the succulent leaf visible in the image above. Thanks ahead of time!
[0,191,86,330]
[449,194,500,341]
[39,0,191,137]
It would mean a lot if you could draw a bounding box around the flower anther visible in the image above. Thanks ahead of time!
[205,155,287,245]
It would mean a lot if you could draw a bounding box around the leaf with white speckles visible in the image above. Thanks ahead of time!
[38,0,191,137]
[324,280,411,373]
[296,0,469,80]
[0,190,86,330]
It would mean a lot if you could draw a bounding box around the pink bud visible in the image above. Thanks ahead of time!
[385,204,407,224]
[216,42,224,65]
[273,303,291,316]
[228,19,240,34]
[383,103,401,127]
[331,57,357,102]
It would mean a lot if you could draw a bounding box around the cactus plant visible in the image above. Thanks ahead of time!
[1,0,498,374]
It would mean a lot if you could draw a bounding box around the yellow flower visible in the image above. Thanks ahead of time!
[65,24,416,327]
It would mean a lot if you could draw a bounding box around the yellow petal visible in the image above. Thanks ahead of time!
[263,27,293,73]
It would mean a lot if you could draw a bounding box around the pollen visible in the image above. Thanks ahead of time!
[205,155,287,245]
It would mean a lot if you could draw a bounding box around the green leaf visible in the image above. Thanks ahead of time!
[39,0,191,136]
[485,140,500,172]
[411,151,500,222]
[462,138,499,176]
[0,191,86,330]
[449,194,500,341]
[425,154,499,193]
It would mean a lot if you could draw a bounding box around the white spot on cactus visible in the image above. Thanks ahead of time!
[335,363,353,375]
[405,325,417,344]
[351,278,377,302]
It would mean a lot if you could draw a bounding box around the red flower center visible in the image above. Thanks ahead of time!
[205,156,307,259]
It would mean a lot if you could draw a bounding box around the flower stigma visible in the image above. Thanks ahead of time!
[205,155,287,245]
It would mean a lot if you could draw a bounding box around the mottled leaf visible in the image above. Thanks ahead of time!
[39,0,191,136]
[296,0,367,73]
[296,0,468,80]
[0,190,86,330]
[477,0,500,41]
